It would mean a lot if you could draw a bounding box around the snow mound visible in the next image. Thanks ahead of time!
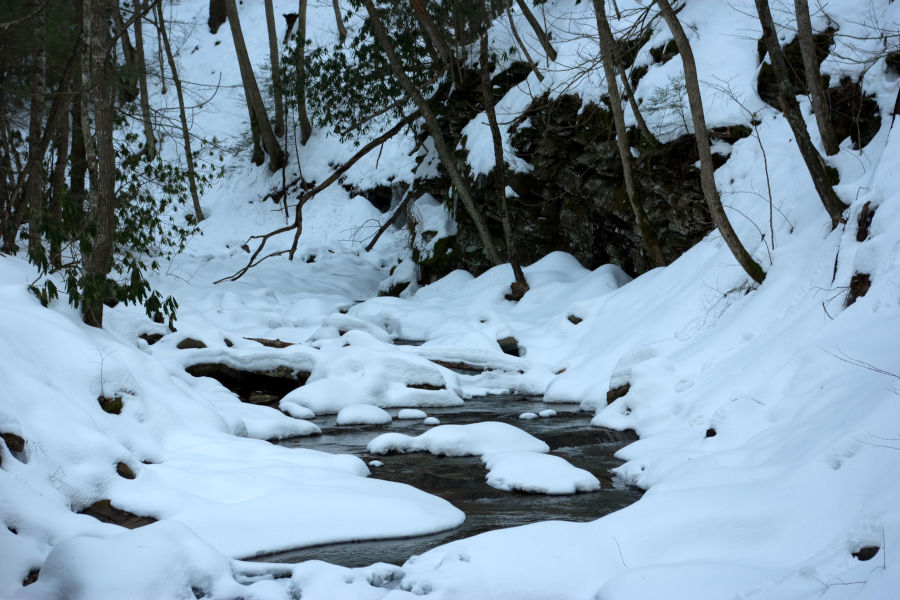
[483,452,601,494]
[336,404,392,426]
[367,422,549,456]
[397,408,428,420]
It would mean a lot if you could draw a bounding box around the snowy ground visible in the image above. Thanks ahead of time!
[3,0,900,598]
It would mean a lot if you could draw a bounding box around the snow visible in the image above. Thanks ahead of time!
[482,452,601,495]
[367,422,550,457]
[2,0,900,598]
[336,405,392,426]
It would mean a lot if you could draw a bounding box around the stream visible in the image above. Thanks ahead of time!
[255,395,641,567]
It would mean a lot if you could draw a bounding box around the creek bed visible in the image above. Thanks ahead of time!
[259,396,641,567]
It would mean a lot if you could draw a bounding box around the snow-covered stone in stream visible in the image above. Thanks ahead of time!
[519,412,538,420]
[482,452,600,494]
[397,408,428,420]
[336,404,392,426]
[368,460,384,468]
[368,422,549,456]
[423,417,441,425]
[280,402,315,419]
[539,409,557,418]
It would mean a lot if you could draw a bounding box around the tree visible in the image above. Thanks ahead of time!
[756,0,846,228]
[794,0,839,155]
[133,0,156,159]
[514,0,557,62]
[156,2,205,221]
[654,0,766,284]
[295,0,312,144]
[592,0,665,267]
[331,0,347,45]
[478,6,528,298]
[224,0,285,171]
[264,0,284,138]
[360,0,501,266]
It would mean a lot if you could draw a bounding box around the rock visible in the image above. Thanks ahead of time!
[98,396,123,415]
[606,383,631,405]
[539,409,557,418]
[185,363,310,403]
[705,428,717,438]
[246,393,280,407]
[176,338,207,350]
[369,460,384,468]
[853,546,880,561]
[408,382,445,391]
[244,337,295,348]
[567,315,582,325]
[1,432,25,453]
[138,332,163,345]
[22,568,39,586]
[224,338,234,347]
[116,462,136,479]
[856,201,875,242]
[519,412,538,420]
[497,336,520,357]
[79,499,156,529]
[423,417,441,425]
[845,273,871,307]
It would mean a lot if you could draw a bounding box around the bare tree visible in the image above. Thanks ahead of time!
[360,0,501,266]
[296,0,312,144]
[264,0,284,137]
[224,0,285,170]
[156,2,205,221]
[132,0,155,158]
[794,0,839,155]
[655,0,766,284]
[331,0,347,45]
[82,0,118,326]
[515,0,557,61]
[507,6,543,82]
[479,11,528,298]
[593,0,665,267]
[756,0,846,228]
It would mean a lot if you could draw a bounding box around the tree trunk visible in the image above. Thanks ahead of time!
[156,2,205,221]
[618,67,657,145]
[133,0,155,159]
[793,0,838,155]
[756,0,846,228]
[331,0,347,45]
[264,0,284,138]
[150,3,166,94]
[655,0,766,284]
[296,0,312,144]
[26,9,46,258]
[224,0,285,170]
[410,0,452,68]
[514,0,557,62]
[594,0,665,267]
[82,0,118,327]
[479,20,528,298]
[49,94,70,268]
[361,0,501,266]
[507,6,543,82]
[112,1,138,101]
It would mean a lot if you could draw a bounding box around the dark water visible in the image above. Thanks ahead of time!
[258,396,641,567]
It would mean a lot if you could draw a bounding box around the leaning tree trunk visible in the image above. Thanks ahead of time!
[593,0,665,267]
[82,0,118,327]
[296,0,312,144]
[157,2,205,221]
[224,0,285,170]
[410,0,452,68]
[655,0,766,284]
[514,0,557,61]
[133,0,156,159]
[507,6,543,81]
[756,0,845,227]
[479,20,528,298]
[794,0,839,156]
[264,0,284,137]
[361,0,501,266]
[331,0,347,45]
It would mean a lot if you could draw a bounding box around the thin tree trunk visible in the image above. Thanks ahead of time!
[112,1,138,100]
[514,0,557,62]
[133,0,155,158]
[224,0,285,170]
[594,0,665,267]
[479,22,528,298]
[331,0,347,45]
[151,4,166,94]
[655,0,766,284]
[756,0,846,227]
[410,0,452,68]
[82,0,118,327]
[26,9,46,257]
[296,0,312,144]
[157,2,205,221]
[794,0,838,155]
[49,96,70,268]
[619,67,656,145]
[507,6,543,82]
[361,0,501,266]
[264,0,284,137]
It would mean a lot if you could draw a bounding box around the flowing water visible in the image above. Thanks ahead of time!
[255,395,641,567]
